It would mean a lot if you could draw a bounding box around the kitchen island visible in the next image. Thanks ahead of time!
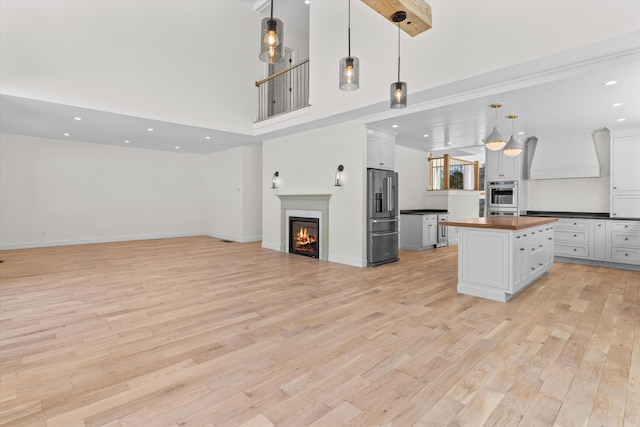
[439,216,558,302]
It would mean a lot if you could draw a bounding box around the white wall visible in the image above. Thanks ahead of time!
[2,1,637,138]
[395,145,431,210]
[527,129,611,212]
[0,133,205,249]
[202,145,263,242]
[262,120,367,266]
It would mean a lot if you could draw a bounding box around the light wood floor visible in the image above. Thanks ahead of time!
[1,236,638,427]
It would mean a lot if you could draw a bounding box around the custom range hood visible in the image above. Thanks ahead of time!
[529,128,607,180]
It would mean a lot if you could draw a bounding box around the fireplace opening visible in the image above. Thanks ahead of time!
[289,216,320,258]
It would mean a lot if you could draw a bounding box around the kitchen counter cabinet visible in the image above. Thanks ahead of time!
[439,217,557,302]
[400,213,437,250]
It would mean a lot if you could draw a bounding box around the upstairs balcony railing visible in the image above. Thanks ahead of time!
[429,153,480,191]
[255,58,309,122]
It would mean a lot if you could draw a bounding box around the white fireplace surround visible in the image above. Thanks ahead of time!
[277,194,331,261]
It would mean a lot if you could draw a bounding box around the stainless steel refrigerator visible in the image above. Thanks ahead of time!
[367,168,399,266]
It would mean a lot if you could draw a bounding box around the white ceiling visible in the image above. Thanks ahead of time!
[1,2,639,157]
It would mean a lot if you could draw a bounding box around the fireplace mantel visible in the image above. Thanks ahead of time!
[277,194,331,261]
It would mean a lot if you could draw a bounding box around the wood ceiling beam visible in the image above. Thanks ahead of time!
[361,0,432,37]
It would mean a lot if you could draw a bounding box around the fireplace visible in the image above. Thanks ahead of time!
[289,216,320,258]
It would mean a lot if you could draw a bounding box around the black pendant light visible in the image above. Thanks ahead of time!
[390,11,407,109]
[259,0,285,64]
[339,0,359,91]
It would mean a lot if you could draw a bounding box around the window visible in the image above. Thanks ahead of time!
[428,153,479,191]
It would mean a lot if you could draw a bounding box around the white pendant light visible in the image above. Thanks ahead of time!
[484,103,507,151]
[503,114,524,157]
[339,0,359,91]
[259,0,285,64]
[390,11,407,109]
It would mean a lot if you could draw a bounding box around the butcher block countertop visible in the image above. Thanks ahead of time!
[439,216,558,230]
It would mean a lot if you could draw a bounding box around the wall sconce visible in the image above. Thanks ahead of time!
[271,171,279,189]
[335,165,344,186]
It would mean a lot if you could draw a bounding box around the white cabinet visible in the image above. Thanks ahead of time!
[457,223,555,302]
[400,214,437,251]
[484,149,524,180]
[367,130,395,170]
[593,220,607,260]
[423,215,437,247]
[553,217,639,267]
[611,129,640,218]
[553,219,590,258]
[609,220,640,265]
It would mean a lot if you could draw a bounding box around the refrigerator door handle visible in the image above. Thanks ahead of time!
[387,177,393,212]
[372,231,400,237]
[372,218,399,223]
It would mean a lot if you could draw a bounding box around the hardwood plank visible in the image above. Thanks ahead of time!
[0,238,638,426]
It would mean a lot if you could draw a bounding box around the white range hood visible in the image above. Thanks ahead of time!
[529,128,607,180]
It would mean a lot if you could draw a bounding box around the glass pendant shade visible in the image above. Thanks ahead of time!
[259,17,285,64]
[390,81,407,108]
[484,126,507,151]
[503,135,524,156]
[339,56,360,90]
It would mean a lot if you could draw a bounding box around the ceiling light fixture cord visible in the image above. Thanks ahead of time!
[397,22,401,82]
[348,0,351,57]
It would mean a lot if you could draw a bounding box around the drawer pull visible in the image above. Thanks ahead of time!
[539,244,543,248]
[598,224,602,227]
[573,234,577,237]
[539,263,543,266]
[625,225,628,228]
[520,248,525,251]
[573,248,577,252]
[625,237,629,241]
[625,253,629,257]
[548,237,553,240]
[573,222,577,225]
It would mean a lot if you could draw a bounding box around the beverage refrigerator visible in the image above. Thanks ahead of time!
[367,168,399,266]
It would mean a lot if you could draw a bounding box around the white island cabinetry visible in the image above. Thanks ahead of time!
[440,217,557,302]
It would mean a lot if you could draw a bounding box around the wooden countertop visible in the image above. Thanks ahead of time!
[439,216,558,230]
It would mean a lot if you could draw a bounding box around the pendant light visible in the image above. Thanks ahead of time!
[484,103,507,151]
[339,0,359,90]
[390,11,407,109]
[259,0,285,64]
[503,114,524,157]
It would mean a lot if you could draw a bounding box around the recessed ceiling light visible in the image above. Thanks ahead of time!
[124,140,130,144]
[63,133,70,136]
[392,124,398,128]
[617,118,626,122]
[604,80,617,86]
[147,128,154,132]
[517,131,525,135]
[205,136,211,140]
[611,103,622,107]
[423,134,429,138]
[175,146,180,149]
[73,116,81,121]
[446,141,452,145]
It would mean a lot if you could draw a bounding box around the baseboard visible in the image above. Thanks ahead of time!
[555,256,640,271]
[204,232,262,243]
[0,232,203,250]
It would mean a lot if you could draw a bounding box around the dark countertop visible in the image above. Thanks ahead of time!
[440,216,558,230]
[400,209,449,215]
[524,211,639,221]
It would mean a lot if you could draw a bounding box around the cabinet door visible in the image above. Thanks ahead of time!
[593,220,606,260]
[367,132,395,170]
[612,135,640,191]
[422,215,437,247]
[484,149,521,180]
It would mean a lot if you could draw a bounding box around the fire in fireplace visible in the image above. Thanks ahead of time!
[289,216,319,258]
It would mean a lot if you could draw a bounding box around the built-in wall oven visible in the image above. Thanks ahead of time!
[487,180,518,215]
